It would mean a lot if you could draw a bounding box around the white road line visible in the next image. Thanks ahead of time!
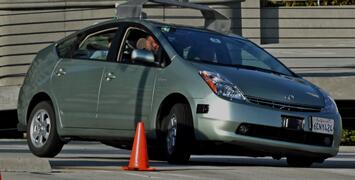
[122,172,164,179]
[315,169,355,177]
[149,171,210,180]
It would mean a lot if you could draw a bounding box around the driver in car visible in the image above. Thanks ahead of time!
[136,35,160,54]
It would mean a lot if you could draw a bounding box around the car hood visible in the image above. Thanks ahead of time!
[192,62,324,107]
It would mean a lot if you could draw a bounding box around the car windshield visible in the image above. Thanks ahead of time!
[161,27,294,76]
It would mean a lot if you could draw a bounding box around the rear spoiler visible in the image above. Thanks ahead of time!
[116,0,231,33]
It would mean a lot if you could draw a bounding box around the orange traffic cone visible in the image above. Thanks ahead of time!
[123,122,155,171]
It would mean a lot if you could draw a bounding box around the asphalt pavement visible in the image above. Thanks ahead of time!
[1,139,355,180]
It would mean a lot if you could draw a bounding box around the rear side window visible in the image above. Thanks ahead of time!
[56,27,118,61]
[56,35,78,58]
[73,28,117,61]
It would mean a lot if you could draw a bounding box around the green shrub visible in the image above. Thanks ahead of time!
[341,129,355,145]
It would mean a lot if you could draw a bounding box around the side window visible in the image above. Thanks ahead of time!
[57,35,78,58]
[118,27,170,67]
[119,28,148,63]
[72,28,117,61]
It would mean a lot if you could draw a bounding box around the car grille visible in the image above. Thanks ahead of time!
[245,96,322,112]
[236,123,333,147]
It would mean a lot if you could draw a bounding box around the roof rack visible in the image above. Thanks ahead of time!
[116,0,231,33]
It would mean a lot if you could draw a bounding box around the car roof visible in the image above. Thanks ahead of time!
[87,18,244,40]
[54,18,245,46]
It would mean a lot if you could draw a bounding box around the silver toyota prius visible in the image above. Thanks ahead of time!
[17,18,342,167]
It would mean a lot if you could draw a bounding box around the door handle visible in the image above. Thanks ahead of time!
[56,68,66,77]
[105,72,116,81]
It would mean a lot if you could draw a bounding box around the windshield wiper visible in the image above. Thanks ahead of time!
[189,59,220,66]
[227,64,288,76]
[190,59,293,77]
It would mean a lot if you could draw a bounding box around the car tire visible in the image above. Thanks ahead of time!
[162,103,194,164]
[286,157,314,167]
[27,101,64,157]
[148,146,166,161]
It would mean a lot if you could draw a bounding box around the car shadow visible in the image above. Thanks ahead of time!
[188,156,355,169]
[48,155,355,171]
[2,139,354,170]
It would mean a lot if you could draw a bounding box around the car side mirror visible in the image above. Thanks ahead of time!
[131,49,156,64]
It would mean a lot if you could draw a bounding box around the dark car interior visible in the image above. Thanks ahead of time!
[71,30,116,61]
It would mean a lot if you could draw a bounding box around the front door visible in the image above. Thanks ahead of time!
[97,27,160,131]
[97,64,157,130]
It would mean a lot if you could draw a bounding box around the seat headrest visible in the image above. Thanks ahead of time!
[136,38,147,49]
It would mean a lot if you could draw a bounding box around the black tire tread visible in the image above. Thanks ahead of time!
[165,103,194,164]
[27,101,64,158]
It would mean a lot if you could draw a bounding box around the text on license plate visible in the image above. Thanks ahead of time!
[311,117,334,135]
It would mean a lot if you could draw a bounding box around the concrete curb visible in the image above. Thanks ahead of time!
[0,157,51,173]
[339,146,355,153]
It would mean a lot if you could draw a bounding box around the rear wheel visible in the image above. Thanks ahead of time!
[162,103,194,164]
[27,101,64,157]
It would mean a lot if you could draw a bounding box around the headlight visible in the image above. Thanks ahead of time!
[321,91,338,113]
[199,70,246,101]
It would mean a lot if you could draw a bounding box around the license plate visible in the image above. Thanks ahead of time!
[311,117,334,135]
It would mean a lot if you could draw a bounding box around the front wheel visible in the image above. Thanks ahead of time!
[163,103,194,164]
[27,101,64,157]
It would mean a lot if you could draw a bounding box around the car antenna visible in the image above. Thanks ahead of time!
[115,0,231,34]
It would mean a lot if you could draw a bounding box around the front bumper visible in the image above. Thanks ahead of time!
[192,95,342,158]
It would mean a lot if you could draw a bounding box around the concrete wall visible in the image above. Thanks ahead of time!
[258,6,355,101]
[261,6,355,44]
[0,0,119,110]
[1,0,355,110]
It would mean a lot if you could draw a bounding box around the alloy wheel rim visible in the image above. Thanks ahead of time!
[30,109,51,148]
[166,114,177,155]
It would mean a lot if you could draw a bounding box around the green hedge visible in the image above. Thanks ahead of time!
[264,0,355,7]
[341,129,355,145]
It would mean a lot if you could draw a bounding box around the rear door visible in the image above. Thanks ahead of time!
[51,23,120,128]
